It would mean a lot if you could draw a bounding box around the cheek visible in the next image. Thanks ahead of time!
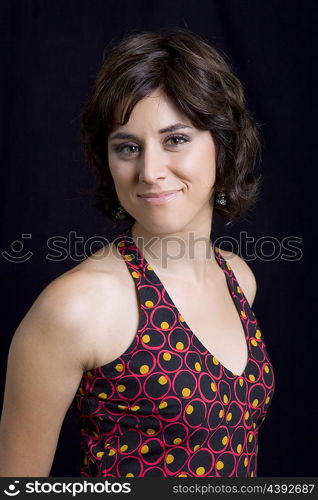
[109,161,134,188]
[176,148,216,183]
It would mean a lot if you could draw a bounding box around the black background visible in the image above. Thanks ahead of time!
[0,0,317,477]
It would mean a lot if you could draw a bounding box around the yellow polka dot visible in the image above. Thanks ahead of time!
[124,254,133,261]
[96,451,104,458]
[140,445,149,454]
[248,434,254,442]
[237,444,242,453]
[146,429,155,435]
[179,473,187,477]
[219,409,224,418]
[223,394,228,404]
[131,271,139,278]
[147,264,153,270]
[244,410,249,420]
[145,300,154,307]
[108,449,116,456]
[244,457,248,467]
[92,431,99,438]
[255,329,262,339]
[131,405,140,411]
[251,339,258,347]
[98,392,107,399]
[249,374,255,382]
[265,396,270,404]
[118,242,125,247]
[118,404,127,411]
[173,438,182,445]
[252,399,259,407]
[264,364,270,373]
[226,412,232,421]
[253,422,256,429]
[126,473,134,477]
[159,401,167,409]
[213,357,219,365]
[87,371,93,377]
[186,405,194,414]
[210,382,216,392]
[158,375,168,385]
[179,315,185,322]
[222,436,228,445]
[120,445,128,452]
[196,467,205,476]
[117,384,126,393]
[161,321,169,329]
[163,352,171,361]
[251,471,254,477]
[239,378,244,386]
[115,363,124,372]
[193,444,200,451]
[226,262,231,270]
[216,460,224,470]
[182,387,191,397]
[140,364,149,374]
[176,341,184,350]
[166,454,174,464]
[240,310,247,318]
[142,334,150,343]
[194,362,201,372]
[237,286,241,294]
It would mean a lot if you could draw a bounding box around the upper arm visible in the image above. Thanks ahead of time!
[219,249,257,307]
[0,272,93,477]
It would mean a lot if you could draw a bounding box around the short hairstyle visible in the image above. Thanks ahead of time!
[80,27,263,226]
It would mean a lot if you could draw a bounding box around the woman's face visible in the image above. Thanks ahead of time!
[107,89,217,234]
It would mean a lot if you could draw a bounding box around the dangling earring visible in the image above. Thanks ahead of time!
[115,203,126,219]
[215,191,227,206]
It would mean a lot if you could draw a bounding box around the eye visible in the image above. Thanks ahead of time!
[114,143,140,156]
[165,134,189,146]
[113,134,189,158]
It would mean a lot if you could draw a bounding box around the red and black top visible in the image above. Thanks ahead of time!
[72,225,275,477]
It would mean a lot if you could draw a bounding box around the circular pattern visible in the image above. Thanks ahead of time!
[74,228,275,478]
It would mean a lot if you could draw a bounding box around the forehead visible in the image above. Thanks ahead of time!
[112,90,192,131]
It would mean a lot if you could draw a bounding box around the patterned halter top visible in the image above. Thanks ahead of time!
[72,225,275,477]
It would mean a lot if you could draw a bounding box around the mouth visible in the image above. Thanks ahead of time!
[137,189,182,205]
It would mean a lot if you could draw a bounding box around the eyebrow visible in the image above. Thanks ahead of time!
[108,122,192,142]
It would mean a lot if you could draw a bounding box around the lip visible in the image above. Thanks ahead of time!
[138,189,181,198]
[138,189,182,205]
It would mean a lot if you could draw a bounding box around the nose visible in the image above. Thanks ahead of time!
[138,143,167,184]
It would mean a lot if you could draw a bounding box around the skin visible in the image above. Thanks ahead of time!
[0,89,257,477]
[108,89,218,283]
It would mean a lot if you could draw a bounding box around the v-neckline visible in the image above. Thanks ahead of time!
[119,225,251,378]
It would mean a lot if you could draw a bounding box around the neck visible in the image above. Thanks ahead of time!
[130,218,218,286]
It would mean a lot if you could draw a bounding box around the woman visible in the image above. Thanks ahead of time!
[0,28,275,477]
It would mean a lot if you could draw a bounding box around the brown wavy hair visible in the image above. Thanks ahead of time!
[80,27,263,226]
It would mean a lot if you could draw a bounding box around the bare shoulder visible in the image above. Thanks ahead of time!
[15,240,124,371]
[216,247,257,307]
[0,241,127,476]
[41,242,120,314]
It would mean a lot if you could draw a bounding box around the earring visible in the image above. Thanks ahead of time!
[115,203,126,219]
[216,191,227,206]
